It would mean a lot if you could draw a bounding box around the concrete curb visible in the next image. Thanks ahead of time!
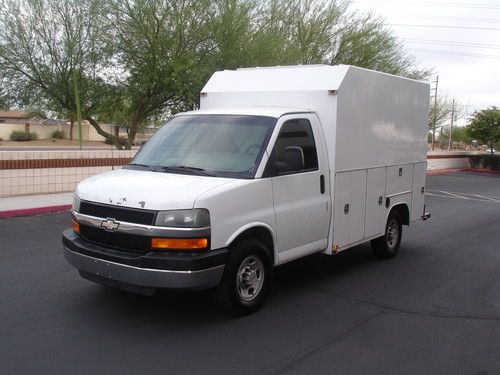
[427,168,500,176]
[0,204,71,219]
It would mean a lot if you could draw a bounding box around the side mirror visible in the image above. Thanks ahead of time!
[275,146,304,173]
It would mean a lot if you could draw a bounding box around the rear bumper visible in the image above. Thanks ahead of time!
[62,229,226,290]
[422,204,431,221]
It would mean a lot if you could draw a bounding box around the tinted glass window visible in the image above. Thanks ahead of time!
[267,119,318,175]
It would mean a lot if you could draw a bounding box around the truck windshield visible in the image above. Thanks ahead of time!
[130,114,277,178]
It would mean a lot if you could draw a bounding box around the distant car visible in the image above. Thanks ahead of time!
[486,148,496,154]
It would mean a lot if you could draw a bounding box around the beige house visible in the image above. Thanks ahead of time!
[0,111,29,124]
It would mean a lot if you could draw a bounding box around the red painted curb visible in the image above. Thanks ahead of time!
[426,168,468,176]
[0,204,71,219]
[427,168,500,176]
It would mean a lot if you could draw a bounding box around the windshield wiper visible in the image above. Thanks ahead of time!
[160,165,216,176]
[127,163,157,171]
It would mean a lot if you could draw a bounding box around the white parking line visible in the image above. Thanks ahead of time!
[439,190,471,200]
[426,191,500,204]
[471,194,500,202]
[428,190,500,201]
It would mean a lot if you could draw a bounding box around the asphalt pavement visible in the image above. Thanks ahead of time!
[1,172,499,374]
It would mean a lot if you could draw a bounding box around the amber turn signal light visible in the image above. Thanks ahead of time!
[151,237,208,250]
[71,217,80,234]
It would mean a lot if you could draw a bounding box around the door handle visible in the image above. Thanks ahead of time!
[320,175,325,194]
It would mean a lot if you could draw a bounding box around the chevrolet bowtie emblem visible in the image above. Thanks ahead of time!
[101,218,120,231]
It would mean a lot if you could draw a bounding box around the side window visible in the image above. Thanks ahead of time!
[265,119,319,176]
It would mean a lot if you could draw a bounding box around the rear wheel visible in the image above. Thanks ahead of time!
[371,210,402,259]
[217,239,272,315]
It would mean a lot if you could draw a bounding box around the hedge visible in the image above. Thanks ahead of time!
[468,154,500,171]
[104,136,128,146]
[10,130,39,141]
[51,129,66,139]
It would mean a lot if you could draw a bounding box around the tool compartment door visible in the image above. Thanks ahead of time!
[411,162,427,222]
[333,170,367,248]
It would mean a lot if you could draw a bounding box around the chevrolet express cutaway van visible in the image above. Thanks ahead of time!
[63,65,430,315]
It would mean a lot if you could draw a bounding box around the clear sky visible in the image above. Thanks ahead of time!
[350,0,500,116]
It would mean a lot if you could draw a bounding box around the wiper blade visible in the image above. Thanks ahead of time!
[160,165,216,176]
[128,163,157,171]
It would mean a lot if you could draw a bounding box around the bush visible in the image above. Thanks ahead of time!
[51,129,66,139]
[468,154,500,171]
[10,130,38,141]
[104,136,128,147]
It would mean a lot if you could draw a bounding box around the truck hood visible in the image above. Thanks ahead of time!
[75,168,235,211]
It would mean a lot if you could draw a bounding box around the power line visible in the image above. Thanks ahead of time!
[402,38,500,50]
[391,24,500,31]
[352,1,500,10]
[411,48,500,60]
[395,14,500,24]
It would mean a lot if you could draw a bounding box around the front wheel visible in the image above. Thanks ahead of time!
[217,239,272,316]
[371,210,402,259]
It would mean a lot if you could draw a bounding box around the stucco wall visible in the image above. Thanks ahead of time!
[0,122,116,141]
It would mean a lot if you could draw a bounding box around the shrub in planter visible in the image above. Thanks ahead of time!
[10,130,38,141]
[51,129,66,139]
[468,154,500,171]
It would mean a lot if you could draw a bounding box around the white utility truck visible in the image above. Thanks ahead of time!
[63,65,430,315]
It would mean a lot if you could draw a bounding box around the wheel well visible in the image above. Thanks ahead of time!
[230,227,275,264]
[392,204,410,225]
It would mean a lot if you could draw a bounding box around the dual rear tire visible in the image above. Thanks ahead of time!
[371,210,403,259]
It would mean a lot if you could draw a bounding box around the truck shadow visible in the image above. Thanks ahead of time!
[76,244,379,323]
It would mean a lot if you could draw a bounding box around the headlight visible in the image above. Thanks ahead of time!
[155,209,210,228]
[72,195,81,212]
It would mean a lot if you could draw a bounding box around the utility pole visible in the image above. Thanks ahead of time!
[448,99,455,151]
[431,75,439,151]
[72,67,83,150]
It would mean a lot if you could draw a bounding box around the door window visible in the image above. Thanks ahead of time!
[265,119,319,176]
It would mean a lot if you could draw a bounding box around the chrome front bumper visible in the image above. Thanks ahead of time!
[64,246,225,290]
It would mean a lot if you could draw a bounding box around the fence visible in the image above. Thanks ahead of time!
[0,150,136,197]
[0,150,479,198]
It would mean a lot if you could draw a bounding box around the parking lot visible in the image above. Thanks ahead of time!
[1,172,499,374]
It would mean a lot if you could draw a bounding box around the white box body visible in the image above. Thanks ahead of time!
[201,65,429,254]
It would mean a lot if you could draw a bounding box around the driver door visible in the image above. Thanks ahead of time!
[263,114,331,264]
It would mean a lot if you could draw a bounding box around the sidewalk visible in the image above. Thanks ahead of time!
[0,192,73,218]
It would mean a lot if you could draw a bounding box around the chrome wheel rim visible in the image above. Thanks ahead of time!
[386,219,399,249]
[236,255,265,302]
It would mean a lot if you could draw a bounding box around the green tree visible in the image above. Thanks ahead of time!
[0,0,122,145]
[331,12,429,79]
[0,0,430,149]
[467,106,500,154]
[100,0,221,148]
[0,95,9,111]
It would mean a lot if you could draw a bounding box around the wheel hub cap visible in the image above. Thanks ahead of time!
[236,255,264,302]
[387,219,399,249]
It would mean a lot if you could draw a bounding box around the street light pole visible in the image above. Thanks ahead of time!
[448,99,455,151]
[432,75,439,151]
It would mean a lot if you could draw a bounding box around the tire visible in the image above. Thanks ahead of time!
[217,239,272,316]
[371,210,402,259]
